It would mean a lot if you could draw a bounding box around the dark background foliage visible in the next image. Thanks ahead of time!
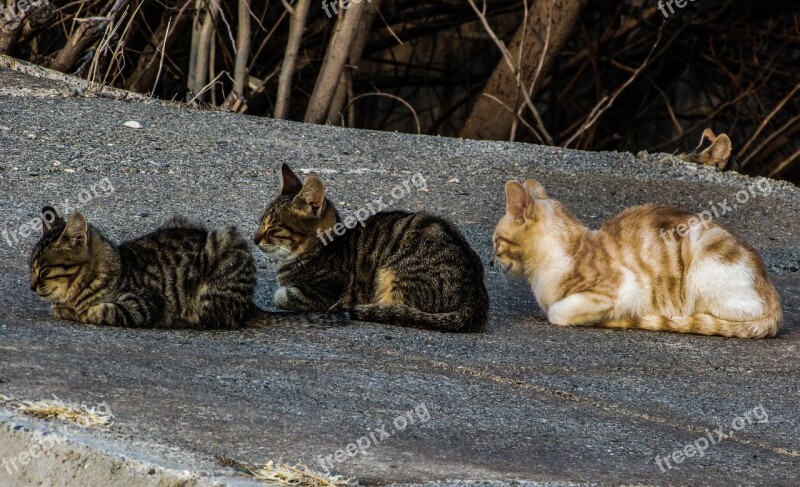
[2,0,797,181]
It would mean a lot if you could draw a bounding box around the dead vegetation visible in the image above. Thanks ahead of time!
[218,456,354,486]
[1,394,114,428]
[0,0,797,181]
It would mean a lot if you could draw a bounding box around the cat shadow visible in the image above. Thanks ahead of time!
[483,267,544,322]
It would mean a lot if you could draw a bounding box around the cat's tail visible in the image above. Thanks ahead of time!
[347,303,485,332]
[600,311,782,339]
[246,304,350,329]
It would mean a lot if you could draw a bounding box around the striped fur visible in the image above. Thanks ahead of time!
[253,164,489,332]
[30,209,346,329]
[492,180,782,338]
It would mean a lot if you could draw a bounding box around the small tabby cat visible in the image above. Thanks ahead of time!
[253,164,489,332]
[492,180,782,338]
[30,207,342,329]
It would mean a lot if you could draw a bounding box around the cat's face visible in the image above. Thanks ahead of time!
[492,179,553,276]
[29,209,93,304]
[254,164,338,259]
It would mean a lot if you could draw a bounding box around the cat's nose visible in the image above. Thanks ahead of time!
[29,277,38,291]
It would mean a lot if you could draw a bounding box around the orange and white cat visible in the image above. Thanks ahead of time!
[492,179,782,338]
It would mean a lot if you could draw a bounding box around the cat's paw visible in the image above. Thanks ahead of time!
[52,306,79,322]
[547,305,574,327]
[274,286,296,308]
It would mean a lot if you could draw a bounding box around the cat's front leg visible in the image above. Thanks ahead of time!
[274,286,317,311]
[53,304,118,326]
[82,294,157,328]
[52,305,80,322]
[547,292,614,327]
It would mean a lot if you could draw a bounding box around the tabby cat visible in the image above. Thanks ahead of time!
[492,180,782,338]
[30,207,343,329]
[253,164,489,332]
[679,128,735,170]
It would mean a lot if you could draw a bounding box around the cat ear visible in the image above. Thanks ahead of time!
[294,175,326,217]
[40,206,65,236]
[523,179,547,200]
[701,128,717,144]
[707,133,732,169]
[505,181,533,220]
[63,211,88,247]
[691,128,717,153]
[279,163,303,196]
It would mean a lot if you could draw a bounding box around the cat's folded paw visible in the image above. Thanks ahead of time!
[52,306,80,322]
[547,307,573,327]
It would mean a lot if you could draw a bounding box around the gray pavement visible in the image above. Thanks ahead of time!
[0,67,798,486]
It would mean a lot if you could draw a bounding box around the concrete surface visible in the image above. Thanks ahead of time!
[0,409,264,487]
[0,67,798,486]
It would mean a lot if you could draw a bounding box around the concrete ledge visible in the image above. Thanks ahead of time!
[0,409,259,487]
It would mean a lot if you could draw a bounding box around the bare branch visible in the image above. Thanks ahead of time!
[274,0,310,119]
[343,92,421,134]
[304,0,369,124]
[189,0,221,101]
[563,25,663,148]
[233,0,251,98]
[151,17,172,98]
[738,81,800,160]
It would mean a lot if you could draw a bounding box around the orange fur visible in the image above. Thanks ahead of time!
[680,130,733,170]
[493,180,782,338]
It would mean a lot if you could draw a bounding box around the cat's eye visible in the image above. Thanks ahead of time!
[41,266,58,277]
[38,265,76,280]
[267,226,293,239]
